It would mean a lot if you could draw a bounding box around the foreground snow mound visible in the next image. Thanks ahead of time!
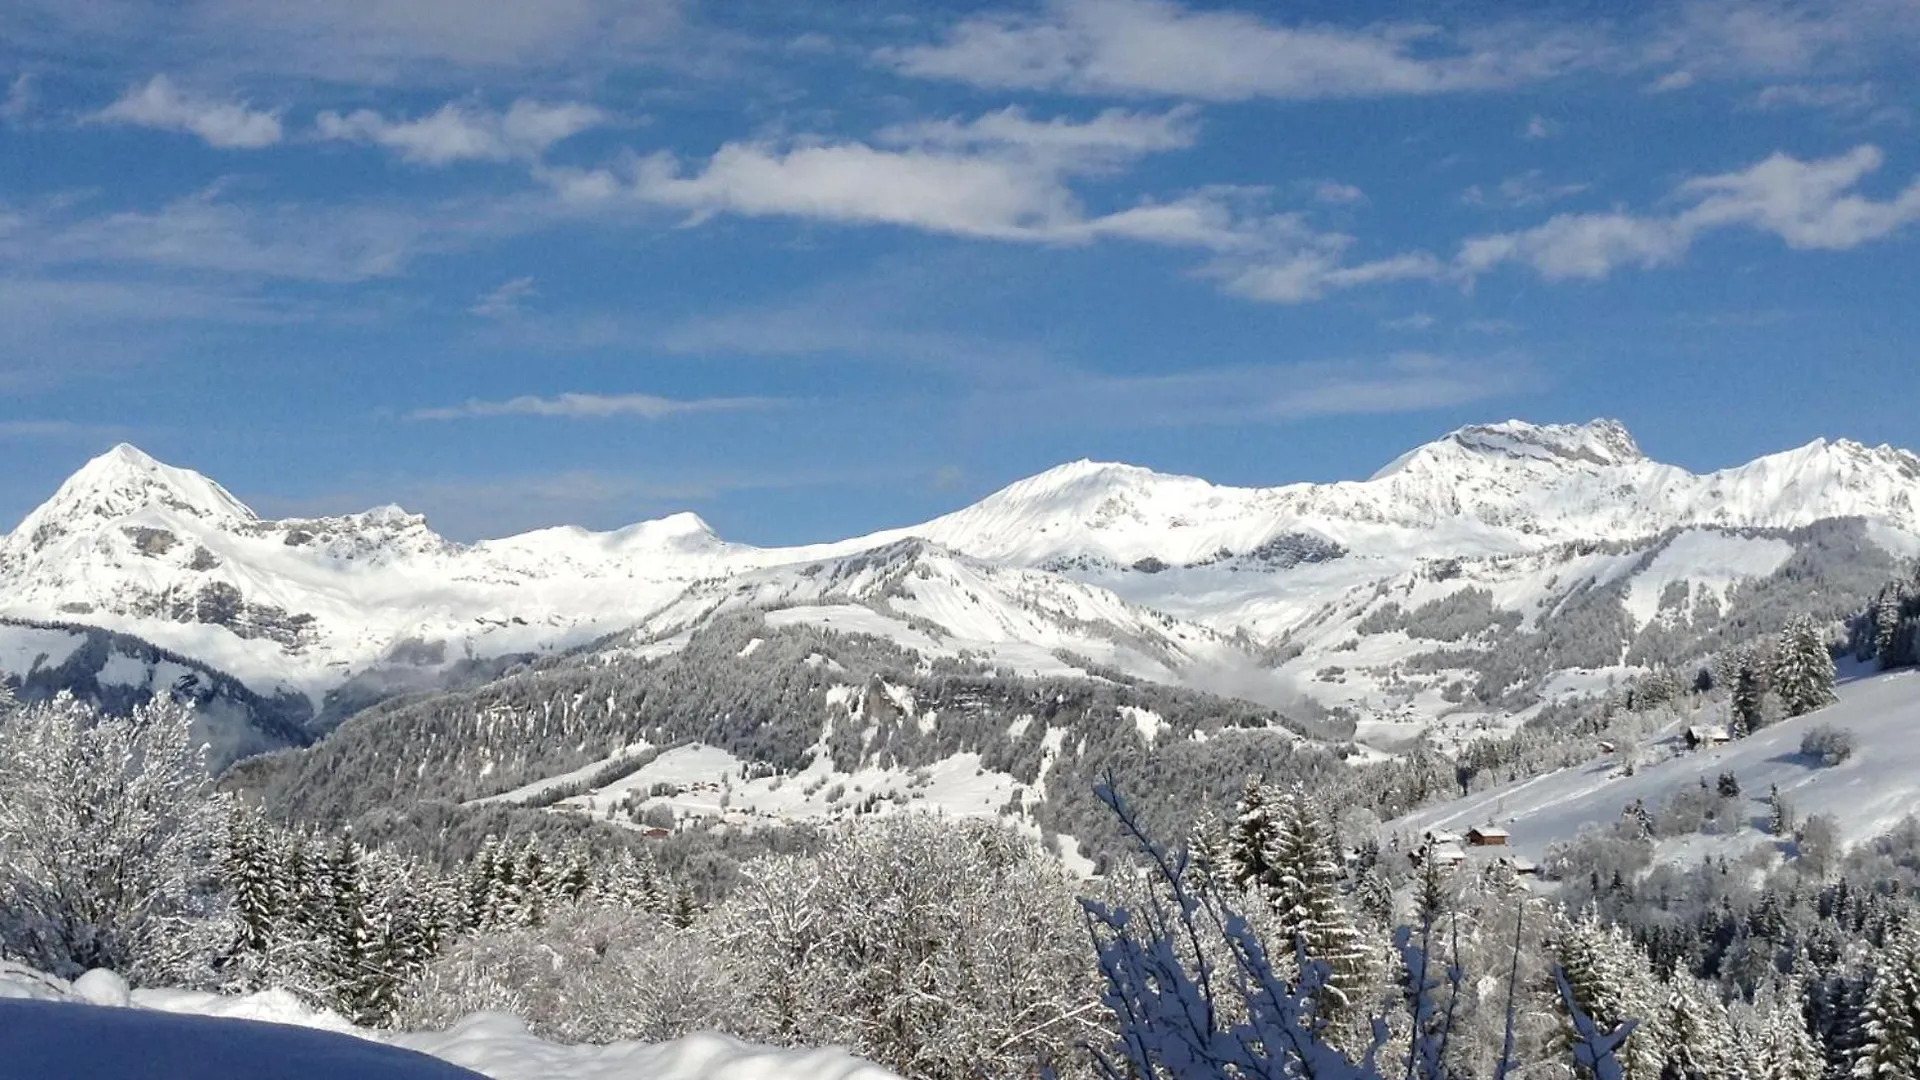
[395,1014,904,1080]
[0,965,904,1080]
[0,998,488,1080]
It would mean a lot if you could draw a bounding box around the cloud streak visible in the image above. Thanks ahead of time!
[93,75,283,148]
[1458,144,1920,281]
[880,0,1591,101]
[407,391,784,421]
[315,99,607,165]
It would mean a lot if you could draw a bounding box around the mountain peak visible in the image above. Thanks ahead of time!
[6,443,258,553]
[1371,418,1644,480]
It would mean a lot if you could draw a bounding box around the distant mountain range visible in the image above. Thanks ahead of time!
[4,420,1917,762]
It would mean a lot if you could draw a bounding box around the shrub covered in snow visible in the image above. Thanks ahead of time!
[1800,723,1857,767]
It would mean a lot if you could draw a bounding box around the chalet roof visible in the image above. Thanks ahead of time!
[1467,826,1510,838]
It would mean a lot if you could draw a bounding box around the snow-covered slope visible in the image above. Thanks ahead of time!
[1390,668,1920,865]
[3,421,1917,734]
[0,964,900,1080]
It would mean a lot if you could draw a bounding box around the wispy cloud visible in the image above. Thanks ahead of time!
[407,391,785,421]
[1,75,33,124]
[6,0,689,87]
[1458,144,1920,280]
[470,275,536,318]
[988,352,1536,428]
[93,75,283,148]
[1313,181,1367,205]
[315,99,608,165]
[881,0,1591,100]
[875,105,1199,167]
[1523,113,1558,139]
[1460,169,1591,209]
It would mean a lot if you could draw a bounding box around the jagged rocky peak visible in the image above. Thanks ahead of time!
[6,443,258,553]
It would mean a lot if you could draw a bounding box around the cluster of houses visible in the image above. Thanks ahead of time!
[1408,825,1537,876]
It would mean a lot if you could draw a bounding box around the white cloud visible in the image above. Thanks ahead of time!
[1313,181,1367,204]
[1458,144,1920,280]
[1753,82,1877,113]
[1524,113,1558,139]
[1678,144,1920,249]
[315,99,606,165]
[470,276,536,318]
[882,0,1588,100]
[408,391,783,421]
[1384,312,1436,331]
[876,105,1199,168]
[1460,169,1591,209]
[1216,249,1445,304]
[93,75,283,148]
[623,141,1083,239]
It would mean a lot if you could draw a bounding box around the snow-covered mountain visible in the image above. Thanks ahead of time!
[3,421,1917,742]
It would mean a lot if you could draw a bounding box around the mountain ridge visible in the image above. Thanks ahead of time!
[4,419,1917,739]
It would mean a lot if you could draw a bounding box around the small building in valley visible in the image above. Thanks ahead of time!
[1685,725,1731,750]
[1466,826,1510,847]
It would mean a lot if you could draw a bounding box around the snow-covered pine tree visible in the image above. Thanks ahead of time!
[1265,785,1374,1019]
[1553,910,1670,1079]
[1732,656,1766,737]
[463,835,505,930]
[504,838,549,927]
[1740,979,1824,1080]
[1854,922,1920,1080]
[1659,977,1739,1080]
[1769,785,1794,837]
[1185,808,1233,891]
[1773,615,1838,718]
[224,805,279,955]
[1874,591,1906,671]
[1225,777,1285,904]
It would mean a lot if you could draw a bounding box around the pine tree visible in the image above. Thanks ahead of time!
[1555,911,1670,1080]
[1185,809,1233,892]
[1732,652,1766,737]
[1855,923,1920,1080]
[1661,978,1739,1080]
[1773,615,1838,718]
[1769,785,1794,837]
[1874,591,1905,671]
[1225,777,1284,903]
[223,805,278,955]
[1743,980,1824,1080]
[1263,786,1373,1017]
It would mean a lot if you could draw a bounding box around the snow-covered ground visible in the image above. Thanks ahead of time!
[1390,668,1920,867]
[0,963,900,1080]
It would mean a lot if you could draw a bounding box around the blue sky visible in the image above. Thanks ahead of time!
[3,0,1918,544]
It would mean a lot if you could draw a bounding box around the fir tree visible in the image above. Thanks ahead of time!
[1265,785,1373,1017]
[1874,591,1905,671]
[1769,785,1794,837]
[1742,980,1824,1080]
[1855,923,1920,1080]
[1773,615,1838,718]
[1225,777,1285,903]
[1732,653,1766,738]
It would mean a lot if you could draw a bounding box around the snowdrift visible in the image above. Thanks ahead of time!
[0,963,901,1080]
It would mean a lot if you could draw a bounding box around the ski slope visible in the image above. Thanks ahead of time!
[1391,669,1920,865]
